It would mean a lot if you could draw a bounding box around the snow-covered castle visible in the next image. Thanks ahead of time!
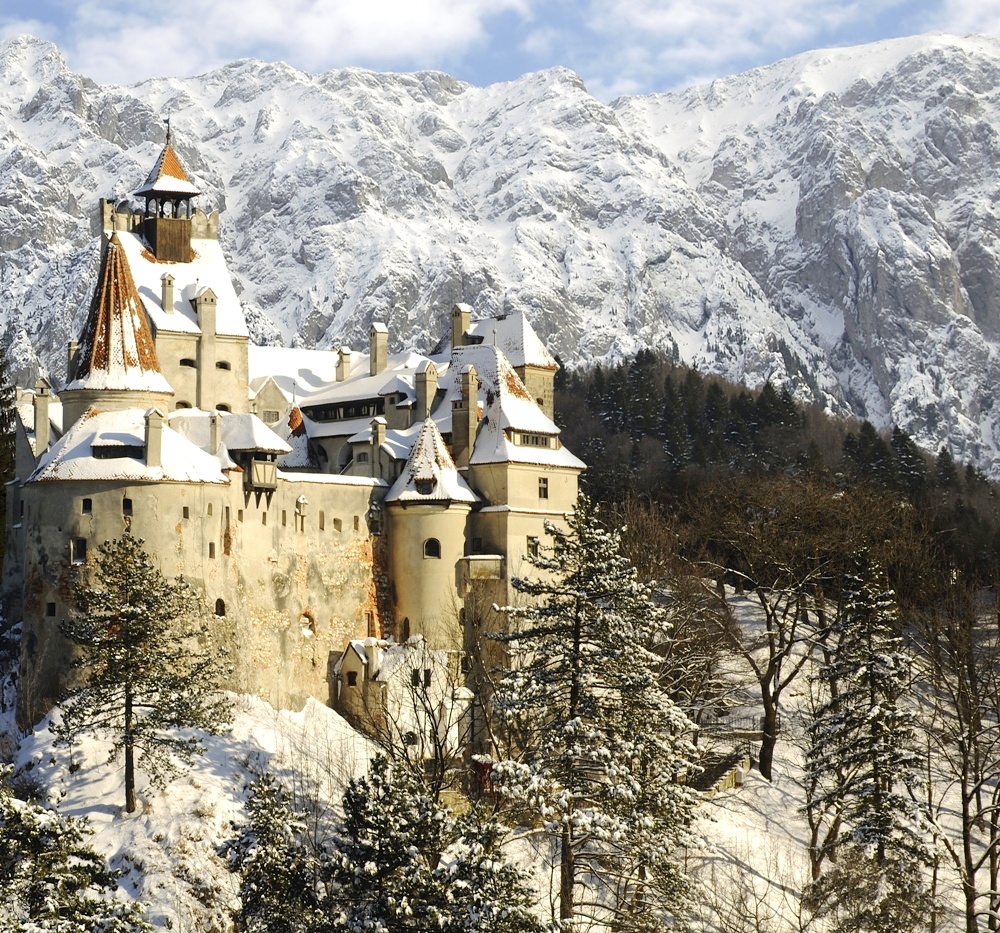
[3,133,584,729]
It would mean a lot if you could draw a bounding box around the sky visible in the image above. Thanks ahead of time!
[2,0,1000,100]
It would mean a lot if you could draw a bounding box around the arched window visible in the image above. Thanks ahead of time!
[216,361,231,371]
[175,401,192,409]
[180,358,197,368]
[216,404,231,413]
[401,617,410,641]
[423,538,441,559]
[215,599,225,617]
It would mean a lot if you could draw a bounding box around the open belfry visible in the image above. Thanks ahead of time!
[4,130,584,733]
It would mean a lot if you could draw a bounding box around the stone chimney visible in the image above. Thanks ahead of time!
[144,407,165,468]
[451,365,478,468]
[364,637,380,679]
[370,323,388,377]
[161,273,175,313]
[451,304,471,349]
[209,411,222,455]
[66,341,79,381]
[337,347,351,382]
[32,381,50,453]
[195,287,217,336]
[370,416,386,479]
[415,361,437,421]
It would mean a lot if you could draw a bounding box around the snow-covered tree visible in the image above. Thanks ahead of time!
[54,533,232,813]
[492,493,699,931]
[804,552,930,931]
[228,756,542,933]
[0,768,151,932]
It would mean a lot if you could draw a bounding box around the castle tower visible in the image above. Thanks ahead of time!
[384,419,478,651]
[61,233,174,427]
[134,124,201,262]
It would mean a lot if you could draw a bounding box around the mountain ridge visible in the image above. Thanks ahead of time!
[2,32,1000,472]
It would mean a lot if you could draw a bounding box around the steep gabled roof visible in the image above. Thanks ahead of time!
[134,135,201,198]
[65,234,173,395]
[385,418,477,504]
[466,311,557,369]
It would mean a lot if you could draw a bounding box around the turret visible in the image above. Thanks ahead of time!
[451,365,479,469]
[134,125,201,262]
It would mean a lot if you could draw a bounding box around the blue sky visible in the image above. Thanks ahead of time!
[3,0,1000,99]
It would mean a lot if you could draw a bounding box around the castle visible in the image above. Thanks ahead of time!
[3,132,584,731]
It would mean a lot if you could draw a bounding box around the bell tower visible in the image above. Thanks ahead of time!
[134,122,201,262]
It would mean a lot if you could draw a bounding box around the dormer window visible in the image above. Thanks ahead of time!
[415,479,434,495]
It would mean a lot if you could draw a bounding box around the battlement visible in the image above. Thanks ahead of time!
[100,199,219,241]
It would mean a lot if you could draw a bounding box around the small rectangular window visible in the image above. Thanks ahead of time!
[207,503,213,516]
[262,511,267,526]
[334,518,343,533]
[472,537,483,553]
[225,507,230,523]
[263,409,280,424]
[122,498,133,516]
[527,536,539,558]
[424,668,432,688]
[538,477,549,499]
[19,500,24,518]
[358,452,369,463]
[364,610,374,637]
[319,511,326,531]
[411,670,421,688]
[82,498,92,515]
[183,506,190,520]
[209,542,216,559]
[354,516,360,531]
[281,510,287,527]
[347,671,358,687]
[45,602,56,617]
[238,509,244,522]
[71,538,87,564]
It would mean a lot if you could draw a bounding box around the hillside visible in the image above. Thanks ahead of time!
[2,33,1000,474]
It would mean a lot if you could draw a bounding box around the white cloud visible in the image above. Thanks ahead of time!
[44,0,532,84]
[922,0,1000,34]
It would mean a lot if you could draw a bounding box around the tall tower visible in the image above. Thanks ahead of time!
[133,124,201,263]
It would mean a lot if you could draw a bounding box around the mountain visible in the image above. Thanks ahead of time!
[2,33,1000,472]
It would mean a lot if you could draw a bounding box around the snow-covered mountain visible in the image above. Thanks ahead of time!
[2,33,1000,472]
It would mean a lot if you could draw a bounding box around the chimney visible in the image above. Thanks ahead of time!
[364,637,380,679]
[161,273,175,313]
[66,341,79,381]
[451,365,478,468]
[209,411,222,455]
[415,361,437,421]
[145,407,164,468]
[451,304,471,349]
[370,323,387,377]
[33,381,50,453]
[195,287,217,336]
[370,416,386,479]
[337,346,351,382]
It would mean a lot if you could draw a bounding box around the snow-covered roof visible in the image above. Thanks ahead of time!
[247,345,343,401]
[115,230,249,338]
[385,419,477,505]
[296,350,438,407]
[167,409,292,456]
[29,408,229,484]
[465,311,557,370]
[444,345,584,468]
[64,234,174,395]
[133,137,201,199]
[16,395,64,453]
[271,407,314,468]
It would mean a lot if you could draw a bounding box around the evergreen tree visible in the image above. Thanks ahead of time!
[804,553,929,932]
[0,769,150,932]
[228,757,542,933]
[492,493,699,931]
[55,533,232,813]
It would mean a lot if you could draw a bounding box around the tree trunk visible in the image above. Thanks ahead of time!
[560,820,574,923]
[125,687,136,813]
[758,692,777,781]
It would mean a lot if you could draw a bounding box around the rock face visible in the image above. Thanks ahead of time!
[3,33,1000,472]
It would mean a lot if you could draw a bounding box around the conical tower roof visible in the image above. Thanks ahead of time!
[134,128,201,199]
[385,419,477,504]
[66,234,173,394]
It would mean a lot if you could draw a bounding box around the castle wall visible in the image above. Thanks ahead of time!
[14,472,386,727]
[154,332,250,413]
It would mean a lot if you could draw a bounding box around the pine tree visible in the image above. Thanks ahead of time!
[804,553,930,932]
[54,533,232,813]
[227,757,543,933]
[492,493,699,931]
[0,768,151,932]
